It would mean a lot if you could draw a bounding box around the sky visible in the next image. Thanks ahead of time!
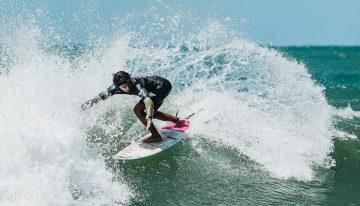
[1,0,360,46]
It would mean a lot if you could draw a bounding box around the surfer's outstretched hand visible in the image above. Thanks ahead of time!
[80,96,102,111]
[80,100,93,111]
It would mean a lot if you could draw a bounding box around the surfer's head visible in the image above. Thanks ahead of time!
[113,71,132,92]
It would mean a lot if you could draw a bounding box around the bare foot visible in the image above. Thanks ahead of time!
[143,133,162,143]
[174,118,186,127]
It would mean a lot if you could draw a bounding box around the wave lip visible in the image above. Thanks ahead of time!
[167,39,335,181]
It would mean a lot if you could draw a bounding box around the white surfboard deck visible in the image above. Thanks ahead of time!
[112,129,188,160]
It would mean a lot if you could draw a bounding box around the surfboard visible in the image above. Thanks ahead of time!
[112,119,191,160]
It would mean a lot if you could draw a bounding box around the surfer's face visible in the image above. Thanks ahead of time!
[119,82,131,92]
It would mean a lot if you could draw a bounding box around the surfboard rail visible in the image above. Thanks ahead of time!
[112,109,203,160]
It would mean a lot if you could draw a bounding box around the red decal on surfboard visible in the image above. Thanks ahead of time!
[161,119,190,132]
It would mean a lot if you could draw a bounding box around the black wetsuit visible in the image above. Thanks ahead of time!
[99,76,172,111]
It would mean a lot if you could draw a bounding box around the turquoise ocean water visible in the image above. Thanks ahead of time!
[1,4,360,206]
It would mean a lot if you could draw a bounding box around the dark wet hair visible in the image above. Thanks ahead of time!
[113,71,131,86]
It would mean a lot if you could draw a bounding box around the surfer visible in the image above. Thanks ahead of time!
[81,71,183,143]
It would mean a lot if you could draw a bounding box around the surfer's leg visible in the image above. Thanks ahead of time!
[151,98,181,123]
[153,111,178,123]
[133,101,147,126]
[133,101,162,143]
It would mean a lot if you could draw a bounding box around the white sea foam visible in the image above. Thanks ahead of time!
[181,40,335,181]
[333,105,360,119]
[0,24,133,205]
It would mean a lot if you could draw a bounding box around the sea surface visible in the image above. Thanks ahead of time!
[1,4,360,206]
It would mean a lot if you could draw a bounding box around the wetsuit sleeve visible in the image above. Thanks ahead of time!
[99,85,117,100]
[135,83,150,99]
[143,97,154,119]
[135,83,154,119]
[80,85,117,110]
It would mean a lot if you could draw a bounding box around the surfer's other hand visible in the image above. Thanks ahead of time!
[146,119,152,132]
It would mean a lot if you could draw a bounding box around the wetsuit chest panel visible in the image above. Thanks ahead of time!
[99,76,169,100]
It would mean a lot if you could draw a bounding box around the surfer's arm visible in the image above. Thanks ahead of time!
[80,85,117,110]
[143,97,154,119]
[136,83,154,119]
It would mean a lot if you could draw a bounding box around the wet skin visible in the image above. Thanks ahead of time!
[118,83,180,143]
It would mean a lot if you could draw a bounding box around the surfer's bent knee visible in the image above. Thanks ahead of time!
[133,102,143,114]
